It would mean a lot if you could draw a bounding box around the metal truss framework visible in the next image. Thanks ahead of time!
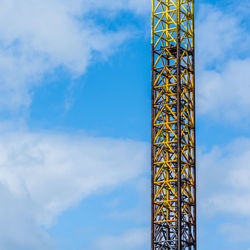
[151,0,196,249]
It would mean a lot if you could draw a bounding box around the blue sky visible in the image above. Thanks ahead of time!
[0,0,250,249]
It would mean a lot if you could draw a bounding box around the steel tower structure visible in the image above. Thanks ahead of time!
[151,0,196,249]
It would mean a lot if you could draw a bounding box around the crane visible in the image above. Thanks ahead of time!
[151,0,196,249]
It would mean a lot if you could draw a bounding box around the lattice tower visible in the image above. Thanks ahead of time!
[151,0,196,249]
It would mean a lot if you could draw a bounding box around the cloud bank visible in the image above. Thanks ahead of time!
[95,228,149,250]
[0,0,147,111]
[196,4,250,122]
[0,130,148,249]
[199,137,250,242]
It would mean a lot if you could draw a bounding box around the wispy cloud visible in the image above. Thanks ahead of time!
[196,4,250,122]
[198,137,250,242]
[0,0,142,111]
[94,228,149,250]
[0,128,148,249]
[197,58,250,120]
[196,4,246,69]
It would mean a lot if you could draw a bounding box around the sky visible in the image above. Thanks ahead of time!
[0,0,249,249]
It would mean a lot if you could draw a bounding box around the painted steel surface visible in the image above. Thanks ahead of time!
[151,0,196,249]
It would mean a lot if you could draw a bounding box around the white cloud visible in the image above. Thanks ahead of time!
[196,4,250,122]
[220,222,250,242]
[197,58,250,120]
[94,228,149,250]
[198,137,250,241]
[199,137,250,215]
[0,184,55,250]
[0,0,144,111]
[0,129,148,249]
[196,4,244,68]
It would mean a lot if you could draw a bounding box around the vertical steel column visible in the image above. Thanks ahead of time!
[151,0,196,249]
[176,1,182,249]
